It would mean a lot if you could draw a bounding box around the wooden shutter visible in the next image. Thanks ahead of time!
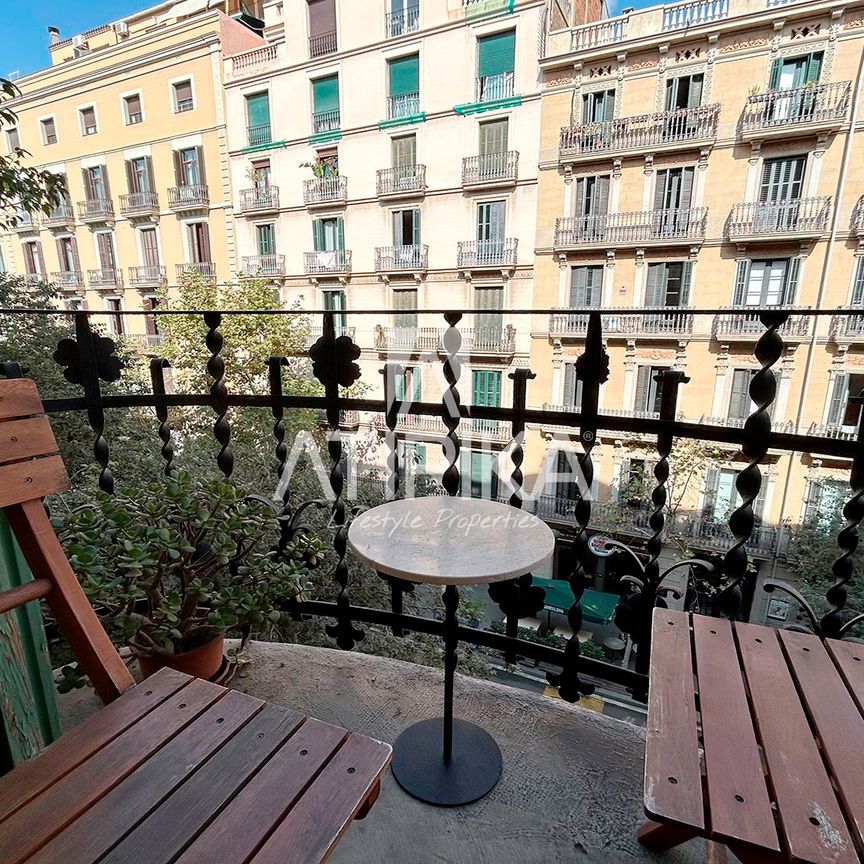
[411,208,420,245]
[805,52,823,84]
[701,467,719,517]
[389,55,419,97]
[141,228,159,266]
[308,0,336,36]
[729,369,752,421]
[54,238,66,271]
[769,59,783,90]
[733,259,750,305]
[335,217,345,251]
[97,233,115,269]
[645,263,665,307]
[392,135,416,167]
[194,147,207,186]
[172,151,183,185]
[680,261,693,305]
[312,219,325,251]
[575,177,586,217]
[125,161,136,194]
[479,119,508,154]
[595,175,610,217]
[784,256,802,304]
[82,168,94,200]
[312,75,339,113]
[827,374,848,426]
[563,363,575,406]
[664,78,676,111]
[653,170,668,211]
[679,166,694,209]
[804,480,822,522]
[634,366,651,412]
[852,257,864,307]
[688,74,704,107]
[477,30,515,78]
[144,156,154,191]
[199,223,212,262]
[570,267,589,306]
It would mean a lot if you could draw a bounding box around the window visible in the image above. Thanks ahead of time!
[393,288,417,329]
[852,257,864,308]
[733,258,800,306]
[582,89,615,123]
[702,468,766,523]
[393,208,420,248]
[398,443,426,480]
[312,216,344,251]
[759,157,805,204]
[126,157,153,193]
[174,147,203,186]
[22,241,44,277]
[96,232,117,270]
[106,298,124,335]
[83,165,109,201]
[388,54,420,118]
[143,296,161,340]
[475,286,503,344]
[312,75,340,131]
[477,200,505,257]
[124,93,143,125]
[5,127,20,151]
[477,30,515,101]
[245,92,271,146]
[553,451,577,503]
[173,80,194,112]
[187,222,212,263]
[395,365,421,401]
[479,118,508,155]
[827,373,864,430]
[392,135,416,168]
[40,117,57,145]
[55,236,80,273]
[324,289,347,332]
[256,223,276,255]
[473,369,501,407]
[634,365,666,415]
[388,0,419,37]
[805,478,847,528]
[570,266,603,308]
[562,363,583,409]
[314,147,339,177]
[645,262,692,307]
[770,52,823,92]
[308,0,337,57]
[728,369,754,422]
[575,174,610,226]
[80,106,97,135]
[140,227,160,266]
[665,74,704,110]
[251,159,271,188]
[463,451,497,499]
[654,166,694,212]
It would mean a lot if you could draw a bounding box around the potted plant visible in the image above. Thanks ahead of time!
[58,472,321,680]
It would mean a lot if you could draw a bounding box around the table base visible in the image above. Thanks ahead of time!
[391,717,503,807]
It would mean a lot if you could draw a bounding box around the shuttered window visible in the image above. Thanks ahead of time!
[56,236,80,272]
[124,94,143,124]
[563,363,584,409]
[174,147,205,186]
[126,157,153,194]
[852,257,864,307]
[188,222,211,263]
[477,30,515,78]
[83,165,109,200]
[479,119,508,154]
[389,55,419,97]
[645,262,692,306]
[665,74,703,110]
[393,209,420,246]
[173,80,194,112]
[634,365,665,414]
[257,224,276,255]
[140,228,159,266]
[769,52,823,90]
[654,167,694,211]
[475,286,503,341]
[324,289,347,332]
[477,200,505,243]
[313,75,339,114]
[41,117,57,145]
[728,370,753,421]
[569,266,602,307]
[312,216,344,251]
[575,175,610,219]
[395,366,421,401]
[759,157,805,204]
[582,89,615,123]
[462,451,497,499]
[97,232,116,269]
[6,127,19,151]
[392,135,416,168]
[827,373,864,428]
[393,288,417,328]
[472,370,501,407]
[80,107,97,135]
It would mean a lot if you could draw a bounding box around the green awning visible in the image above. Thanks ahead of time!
[531,577,619,625]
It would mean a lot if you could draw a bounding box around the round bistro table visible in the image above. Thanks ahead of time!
[347,497,555,807]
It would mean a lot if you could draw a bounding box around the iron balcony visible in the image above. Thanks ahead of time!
[457,239,518,269]
[374,245,428,272]
[740,81,852,139]
[373,325,515,355]
[303,176,347,207]
[309,29,337,58]
[462,151,519,188]
[549,311,693,338]
[12,211,39,231]
[376,165,426,199]
[312,109,340,134]
[87,268,122,288]
[304,250,352,275]
[168,185,209,210]
[77,199,114,222]
[119,192,160,218]
[554,208,707,250]
[175,262,216,282]
[712,308,811,341]
[726,197,831,240]
[51,270,83,289]
[240,186,280,213]
[247,123,272,147]
[241,254,286,277]
[385,6,419,36]
[475,71,514,103]
[43,202,75,227]
[387,92,420,120]
[128,265,166,288]
[830,313,864,341]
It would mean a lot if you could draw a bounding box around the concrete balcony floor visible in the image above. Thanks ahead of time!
[59,641,708,864]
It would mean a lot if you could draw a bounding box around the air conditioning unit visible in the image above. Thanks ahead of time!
[71,34,86,47]
[114,22,128,36]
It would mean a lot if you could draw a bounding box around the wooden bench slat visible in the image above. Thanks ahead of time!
[174,719,349,864]
[827,638,864,718]
[0,417,58,465]
[24,690,265,864]
[643,609,704,830]
[0,578,52,614]
[249,733,393,864]
[99,702,304,864]
[692,615,779,852]
[0,380,44,421]
[781,629,864,853]
[0,677,223,864]
[0,668,190,825]
[0,457,69,509]
[736,623,857,864]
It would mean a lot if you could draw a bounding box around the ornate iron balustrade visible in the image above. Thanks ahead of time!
[713,309,811,340]
[175,262,216,281]
[374,325,441,351]
[51,270,83,288]
[22,273,47,285]
[44,202,74,226]
[662,0,728,29]
[386,6,419,36]
[77,199,114,221]
[119,192,159,217]
[462,151,519,186]
[457,238,518,268]
[375,245,428,271]
[559,104,720,159]
[12,211,39,230]
[247,123,272,147]
[303,176,347,205]
[309,30,337,58]
[831,312,864,340]
[555,208,708,248]
[570,14,629,50]
[307,324,355,346]
[376,164,426,197]
[167,185,209,210]
[475,71,514,103]
[240,186,280,212]
[549,311,692,337]
[726,197,832,238]
[304,250,352,274]
[388,92,420,119]
[128,265,166,288]
[312,109,340,133]
[808,422,858,441]
[87,268,122,288]
[241,254,286,277]
[740,81,852,134]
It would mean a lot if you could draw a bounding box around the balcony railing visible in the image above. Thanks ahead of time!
[373,325,516,354]
[475,71,514,103]
[388,92,420,119]
[119,192,159,217]
[12,211,39,230]
[77,199,114,221]
[312,109,340,134]
[558,104,720,159]
[128,265,166,288]
[44,202,74,226]
[570,14,629,50]
[241,254,286,277]
[462,151,519,186]
[51,270,83,288]
[830,312,864,340]
[127,333,166,349]
[375,245,428,271]
[304,250,352,274]
[386,6,419,36]
[376,164,426,197]
[807,422,858,441]
[240,186,280,212]
[230,43,278,74]
[712,308,811,340]
[175,262,216,282]
[309,30,337,58]
[740,81,852,134]
[457,239,518,269]
[168,185,209,210]
[554,208,708,248]
[87,268,122,288]
[549,311,693,337]
[247,123,272,147]
[662,0,728,29]
[303,176,347,205]
[727,197,832,238]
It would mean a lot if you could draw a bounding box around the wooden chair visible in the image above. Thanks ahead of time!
[0,377,391,864]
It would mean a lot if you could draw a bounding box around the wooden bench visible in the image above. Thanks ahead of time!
[639,608,864,864]
[0,377,391,863]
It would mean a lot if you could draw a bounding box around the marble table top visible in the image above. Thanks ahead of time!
[347,497,556,586]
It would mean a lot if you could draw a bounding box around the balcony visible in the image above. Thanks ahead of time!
[373,325,515,355]
[241,254,286,277]
[374,326,441,352]
[175,262,216,282]
[554,208,707,250]
[312,109,340,135]
[549,311,693,339]
[457,238,518,270]
[168,185,209,211]
[376,165,426,199]
[558,104,720,162]
[229,43,278,76]
[807,422,858,441]
[387,92,421,121]
[247,123,272,147]
[119,192,160,218]
[307,324,355,346]
[303,176,347,207]
[663,0,728,29]
[239,186,279,214]
[712,308,811,342]
[726,197,831,241]
[77,199,114,222]
[475,72,514,104]
[830,312,864,341]
[43,202,75,227]
[570,14,629,50]
[304,250,352,276]
[740,81,852,140]
[385,6,419,36]
[462,151,519,189]
[375,245,428,273]
[309,30,337,58]
[87,268,122,289]
[11,211,39,231]
[51,270,83,289]
[128,265,166,289]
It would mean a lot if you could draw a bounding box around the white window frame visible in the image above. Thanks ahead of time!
[169,75,196,114]
[77,103,99,137]
[120,89,145,126]
[38,115,58,146]
[5,127,20,153]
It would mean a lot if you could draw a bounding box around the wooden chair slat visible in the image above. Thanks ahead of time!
[0,679,223,864]
[174,719,350,864]
[736,622,857,864]
[0,380,44,421]
[0,417,58,465]
[248,733,393,864]
[827,638,864,718]
[0,456,69,509]
[692,615,779,852]
[99,702,304,864]
[24,690,265,864]
[0,669,190,825]
[781,629,864,853]
[0,578,52,614]
[643,609,704,830]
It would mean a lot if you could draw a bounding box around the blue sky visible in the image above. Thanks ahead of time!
[2,0,153,79]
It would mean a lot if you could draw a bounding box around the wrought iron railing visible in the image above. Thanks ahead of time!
[376,164,426,196]
[555,208,708,247]
[475,71,514,103]
[87,268,122,288]
[44,202,74,226]
[240,186,280,212]
[77,199,114,221]
[247,123,272,147]
[303,176,347,205]
[128,265,166,287]
[662,0,728,29]
[388,92,420,119]
[713,309,811,339]
[375,245,428,271]
[559,104,720,158]
[304,250,352,274]
[119,192,160,216]
[740,81,852,133]
[309,30,337,58]
[830,312,864,339]
[462,151,519,185]
[51,270,83,288]
[241,254,286,276]
[570,14,628,50]
[312,109,340,133]
[726,197,832,238]
[457,238,518,268]
[167,185,209,209]
[175,262,216,281]
[386,6,419,36]
[550,311,693,337]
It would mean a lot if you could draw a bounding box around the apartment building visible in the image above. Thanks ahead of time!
[530,0,864,617]
[0,1,265,344]
[223,0,600,492]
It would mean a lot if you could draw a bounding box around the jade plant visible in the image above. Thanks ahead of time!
[57,472,322,657]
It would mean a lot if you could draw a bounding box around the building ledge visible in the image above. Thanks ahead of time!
[378,112,427,130]
[308,130,343,145]
[454,95,523,116]
[240,140,288,154]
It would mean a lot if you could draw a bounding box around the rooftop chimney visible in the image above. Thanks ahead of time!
[48,26,60,45]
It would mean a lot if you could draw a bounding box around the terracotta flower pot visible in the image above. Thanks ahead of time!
[136,634,225,681]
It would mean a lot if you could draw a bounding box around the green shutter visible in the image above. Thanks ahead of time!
[729,369,752,421]
[570,267,589,306]
[313,75,339,113]
[312,219,325,251]
[563,363,575,407]
[733,259,750,305]
[852,257,864,307]
[479,119,508,154]
[257,224,275,254]
[392,135,416,167]
[336,216,345,251]
[769,58,782,90]
[805,52,823,84]
[246,93,270,128]
[702,467,719,517]
[389,54,419,97]
[478,30,515,78]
